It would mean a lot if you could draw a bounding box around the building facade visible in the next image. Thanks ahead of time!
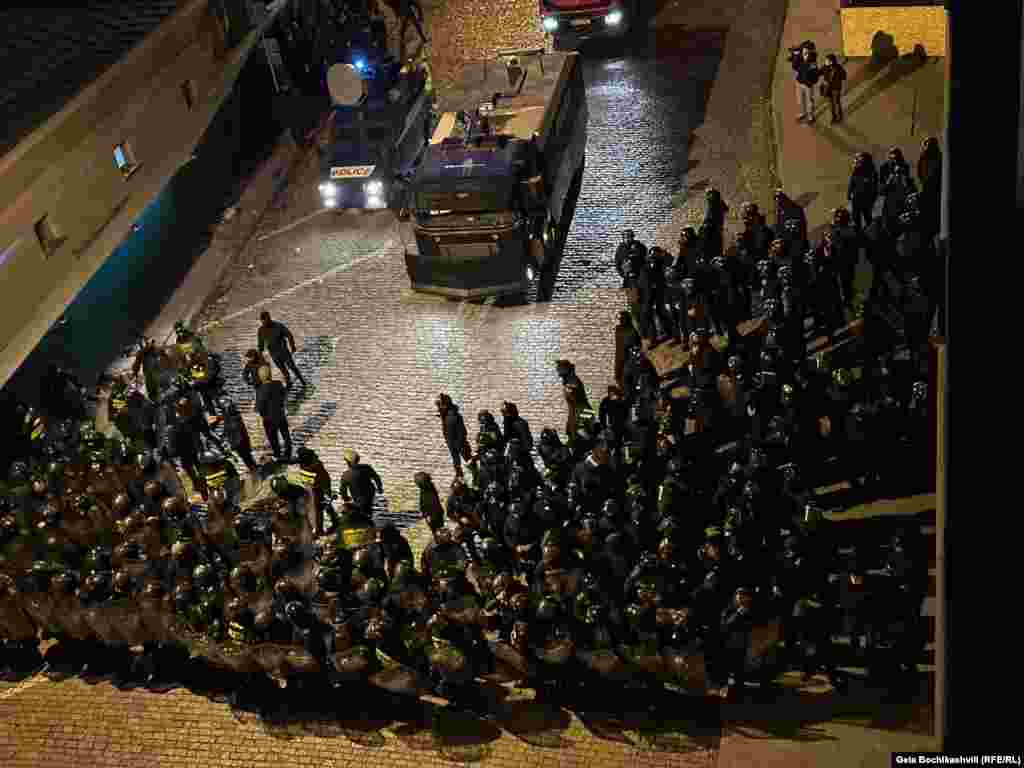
[0,0,277,386]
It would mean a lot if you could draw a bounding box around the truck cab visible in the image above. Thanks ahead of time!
[539,0,637,49]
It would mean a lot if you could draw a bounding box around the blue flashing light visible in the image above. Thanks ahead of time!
[355,59,366,71]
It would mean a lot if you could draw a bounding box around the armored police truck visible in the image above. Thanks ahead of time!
[318,52,434,211]
[403,48,587,299]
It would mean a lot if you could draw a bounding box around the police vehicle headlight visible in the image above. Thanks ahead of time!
[320,182,337,197]
[605,9,623,25]
[526,265,536,281]
[364,180,384,196]
[542,16,558,32]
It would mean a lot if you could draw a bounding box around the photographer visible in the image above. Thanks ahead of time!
[789,42,819,124]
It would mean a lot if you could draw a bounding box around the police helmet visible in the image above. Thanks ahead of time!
[833,368,852,387]
[536,598,560,622]
[270,475,292,496]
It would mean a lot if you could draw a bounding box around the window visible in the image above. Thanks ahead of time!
[35,216,65,258]
[114,142,139,178]
[181,80,196,110]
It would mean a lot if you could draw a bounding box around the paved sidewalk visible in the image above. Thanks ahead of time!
[771,0,945,246]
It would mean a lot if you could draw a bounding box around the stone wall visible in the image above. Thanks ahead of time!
[840,6,947,56]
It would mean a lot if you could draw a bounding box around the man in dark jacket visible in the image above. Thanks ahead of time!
[773,189,807,242]
[848,153,879,232]
[636,248,677,344]
[339,449,384,515]
[221,400,257,471]
[792,44,819,123]
[257,311,307,390]
[500,401,533,453]
[819,53,846,123]
[254,366,292,461]
[555,360,593,444]
[614,230,647,290]
[437,393,471,478]
[614,311,641,388]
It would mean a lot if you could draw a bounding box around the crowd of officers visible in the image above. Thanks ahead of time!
[0,166,935,710]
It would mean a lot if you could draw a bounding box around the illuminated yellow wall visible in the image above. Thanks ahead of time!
[840,7,947,57]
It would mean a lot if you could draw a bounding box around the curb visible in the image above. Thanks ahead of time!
[769,1,789,192]
[162,125,323,337]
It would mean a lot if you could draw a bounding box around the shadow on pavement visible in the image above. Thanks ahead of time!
[722,673,933,740]
[844,49,928,120]
[808,120,868,162]
[290,400,339,447]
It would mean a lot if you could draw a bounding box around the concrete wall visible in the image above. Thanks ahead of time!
[840,6,947,56]
[0,0,264,386]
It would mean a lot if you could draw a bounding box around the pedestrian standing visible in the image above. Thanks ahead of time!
[254,366,292,461]
[436,393,471,479]
[773,189,807,241]
[847,153,879,232]
[338,448,384,516]
[792,44,820,123]
[820,54,846,124]
[257,311,307,390]
[879,148,916,233]
[614,311,641,388]
[555,359,593,444]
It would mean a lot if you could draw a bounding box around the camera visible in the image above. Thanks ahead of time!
[788,41,817,68]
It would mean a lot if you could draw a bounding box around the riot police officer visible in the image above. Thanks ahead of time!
[338,449,383,517]
[637,247,678,345]
[614,230,647,290]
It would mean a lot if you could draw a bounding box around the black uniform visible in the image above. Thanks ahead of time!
[254,380,291,460]
[339,462,384,515]
[222,404,257,471]
[848,158,879,231]
[636,256,677,342]
[441,404,471,477]
[258,320,306,389]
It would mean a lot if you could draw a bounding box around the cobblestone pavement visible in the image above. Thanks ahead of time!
[1,1,937,766]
